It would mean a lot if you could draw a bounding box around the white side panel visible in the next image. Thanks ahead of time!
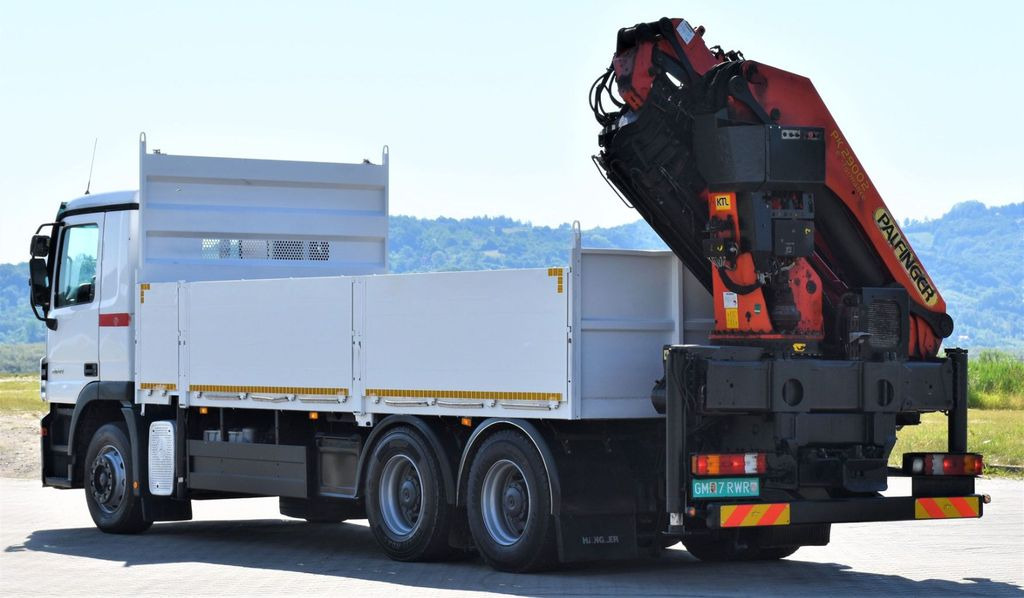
[185,277,352,409]
[362,269,570,418]
[682,267,714,344]
[577,249,684,419]
[138,137,388,283]
[98,210,137,382]
[136,282,179,404]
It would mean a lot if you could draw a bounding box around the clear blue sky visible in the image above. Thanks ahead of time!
[1,1,1021,264]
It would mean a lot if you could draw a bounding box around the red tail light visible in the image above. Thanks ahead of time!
[691,453,767,476]
[903,453,983,476]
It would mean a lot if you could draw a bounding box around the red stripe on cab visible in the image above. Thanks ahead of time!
[99,313,131,327]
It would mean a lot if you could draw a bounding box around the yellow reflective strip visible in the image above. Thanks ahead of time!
[741,507,762,527]
[547,267,565,294]
[366,388,562,401]
[915,497,980,519]
[140,382,177,391]
[721,503,790,527]
[960,496,981,517]
[190,385,347,396]
[742,504,787,526]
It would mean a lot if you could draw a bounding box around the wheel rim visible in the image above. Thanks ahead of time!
[481,459,530,546]
[378,454,423,537]
[90,444,127,515]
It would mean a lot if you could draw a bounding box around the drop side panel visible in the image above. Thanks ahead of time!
[361,269,571,418]
[136,282,180,404]
[184,277,353,410]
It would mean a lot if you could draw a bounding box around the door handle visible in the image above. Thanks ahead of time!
[84,363,98,377]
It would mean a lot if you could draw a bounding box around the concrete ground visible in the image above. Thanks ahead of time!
[1,476,1021,597]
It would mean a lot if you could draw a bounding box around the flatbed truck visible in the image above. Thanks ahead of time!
[28,16,987,573]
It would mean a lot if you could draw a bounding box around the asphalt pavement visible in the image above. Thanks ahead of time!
[1,476,1021,597]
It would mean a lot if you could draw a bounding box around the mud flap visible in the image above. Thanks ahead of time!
[557,513,639,562]
[551,438,640,562]
[121,404,193,522]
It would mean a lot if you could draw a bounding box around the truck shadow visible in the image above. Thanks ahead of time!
[7,519,1021,597]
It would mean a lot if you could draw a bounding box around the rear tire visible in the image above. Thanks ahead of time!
[365,426,454,561]
[84,422,152,534]
[466,430,557,572]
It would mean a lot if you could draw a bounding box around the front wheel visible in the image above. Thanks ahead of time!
[466,430,557,572]
[84,422,152,534]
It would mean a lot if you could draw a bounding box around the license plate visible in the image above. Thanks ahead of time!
[691,477,760,499]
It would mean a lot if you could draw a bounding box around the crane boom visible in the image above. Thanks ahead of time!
[592,18,952,359]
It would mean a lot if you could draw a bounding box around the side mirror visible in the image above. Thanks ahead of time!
[30,234,50,258]
[29,257,49,308]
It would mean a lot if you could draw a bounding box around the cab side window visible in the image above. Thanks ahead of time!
[54,224,99,308]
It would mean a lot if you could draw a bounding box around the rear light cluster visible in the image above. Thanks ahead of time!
[692,453,767,476]
[903,453,983,476]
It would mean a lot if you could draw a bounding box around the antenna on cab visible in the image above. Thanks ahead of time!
[84,138,98,195]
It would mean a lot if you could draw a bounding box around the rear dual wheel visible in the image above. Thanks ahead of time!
[466,430,557,572]
[365,426,455,561]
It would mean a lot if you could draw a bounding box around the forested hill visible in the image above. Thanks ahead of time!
[901,201,1023,349]
[1,201,1021,348]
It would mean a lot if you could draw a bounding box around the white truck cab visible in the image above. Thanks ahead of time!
[38,191,138,406]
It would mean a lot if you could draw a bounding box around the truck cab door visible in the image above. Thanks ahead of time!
[46,216,102,404]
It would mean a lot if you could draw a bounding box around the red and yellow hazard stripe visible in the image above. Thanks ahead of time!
[720,503,790,527]
[915,496,980,520]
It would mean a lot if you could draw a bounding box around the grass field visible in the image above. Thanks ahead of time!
[0,375,41,412]
[968,350,1024,409]
[890,410,1023,471]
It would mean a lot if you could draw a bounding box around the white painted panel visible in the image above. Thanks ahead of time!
[362,269,569,413]
[138,137,388,283]
[185,277,352,406]
[578,249,682,419]
[98,211,136,382]
[136,282,179,404]
[682,268,714,345]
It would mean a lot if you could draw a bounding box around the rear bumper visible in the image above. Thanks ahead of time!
[705,494,984,529]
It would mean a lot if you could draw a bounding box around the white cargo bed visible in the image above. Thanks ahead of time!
[135,236,710,421]
[131,140,711,421]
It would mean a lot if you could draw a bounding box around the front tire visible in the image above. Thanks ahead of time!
[365,426,454,561]
[84,422,152,534]
[466,430,557,572]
